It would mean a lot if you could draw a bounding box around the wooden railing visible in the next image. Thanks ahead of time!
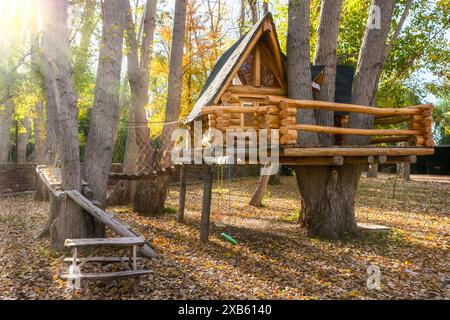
[200,97,435,148]
[267,96,435,147]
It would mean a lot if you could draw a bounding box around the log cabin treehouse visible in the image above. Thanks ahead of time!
[184,13,435,166]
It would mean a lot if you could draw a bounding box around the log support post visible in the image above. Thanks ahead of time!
[177,166,187,223]
[200,165,214,242]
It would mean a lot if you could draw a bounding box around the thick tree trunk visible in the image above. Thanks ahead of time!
[299,0,395,239]
[83,0,126,237]
[17,117,30,163]
[0,100,13,163]
[290,0,359,239]
[140,0,187,215]
[367,164,378,178]
[42,0,93,250]
[84,0,126,208]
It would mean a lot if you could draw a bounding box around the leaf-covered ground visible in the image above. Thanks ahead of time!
[0,174,448,299]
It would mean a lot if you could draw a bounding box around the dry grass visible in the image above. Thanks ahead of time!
[0,174,448,299]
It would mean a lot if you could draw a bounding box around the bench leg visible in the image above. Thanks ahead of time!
[133,245,137,270]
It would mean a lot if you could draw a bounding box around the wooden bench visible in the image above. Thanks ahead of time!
[60,237,153,289]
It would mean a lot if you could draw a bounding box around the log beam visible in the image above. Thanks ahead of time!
[282,147,434,157]
[289,124,421,136]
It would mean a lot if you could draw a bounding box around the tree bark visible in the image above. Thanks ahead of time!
[313,0,342,146]
[249,173,270,207]
[84,0,126,208]
[83,0,127,237]
[294,0,395,239]
[247,0,259,24]
[73,0,97,87]
[42,0,93,250]
[0,100,13,163]
[139,0,187,215]
[42,0,60,166]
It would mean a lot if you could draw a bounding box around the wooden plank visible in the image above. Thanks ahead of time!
[60,269,153,281]
[289,124,421,136]
[268,97,423,116]
[280,156,344,166]
[64,237,145,248]
[64,256,143,264]
[65,190,157,258]
[202,105,259,114]
[228,86,286,96]
[282,147,435,157]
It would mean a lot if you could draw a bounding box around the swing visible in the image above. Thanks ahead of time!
[217,164,238,245]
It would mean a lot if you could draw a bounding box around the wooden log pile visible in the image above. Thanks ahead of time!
[278,102,297,145]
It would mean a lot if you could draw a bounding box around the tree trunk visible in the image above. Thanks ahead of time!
[42,0,60,166]
[107,0,158,207]
[239,0,246,36]
[313,0,341,146]
[84,0,126,208]
[139,0,187,215]
[247,0,259,24]
[83,0,126,237]
[42,0,93,250]
[367,164,378,178]
[73,0,97,88]
[17,117,30,163]
[295,0,395,239]
[290,0,359,239]
[249,174,270,207]
[263,1,269,15]
[0,100,13,163]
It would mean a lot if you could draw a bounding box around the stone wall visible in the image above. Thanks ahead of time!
[0,163,36,194]
[0,163,261,194]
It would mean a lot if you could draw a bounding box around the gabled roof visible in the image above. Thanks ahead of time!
[185,13,283,123]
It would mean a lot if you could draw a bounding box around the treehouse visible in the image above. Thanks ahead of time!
[185,13,435,165]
